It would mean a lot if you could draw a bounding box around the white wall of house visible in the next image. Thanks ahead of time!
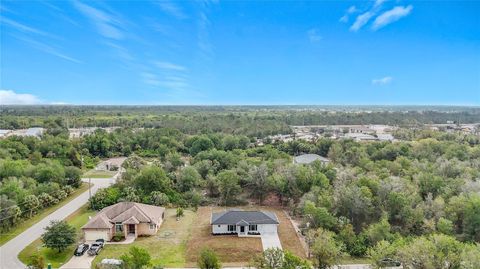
[212,224,231,234]
[258,224,278,234]
[212,224,278,235]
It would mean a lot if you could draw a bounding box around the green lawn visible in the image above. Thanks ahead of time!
[18,205,96,268]
[82,169,116,178]
[0,183,90,246]
[93,208,195,268]
[339,256,372,264]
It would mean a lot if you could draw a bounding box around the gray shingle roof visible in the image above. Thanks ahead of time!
[211,210,279,225]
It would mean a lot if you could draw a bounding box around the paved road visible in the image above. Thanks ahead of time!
[0,178,115,269]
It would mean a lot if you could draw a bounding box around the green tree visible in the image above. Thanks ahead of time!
[150,191,170,206]
[248,164,271,205]
[120,246,151,269]
[177,166,201,192]
[217,170,241,206]
[197,248,221,269]
[190,136,214,156]
[22,195,40,218]
[463,195,480,242]
[308,228,344,269]
[65,166,82,187]
[134,166,171,195]
[252,248,310,269]
[41,220,76,253]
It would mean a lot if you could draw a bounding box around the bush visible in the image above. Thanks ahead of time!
[112,232,125,242]
[176,207,184,218]
[198,248,221,269]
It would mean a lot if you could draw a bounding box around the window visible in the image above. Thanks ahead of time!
[115,222,123,232]
[227,225,236,232]
[249,225,258,231]
[150,224,156,230]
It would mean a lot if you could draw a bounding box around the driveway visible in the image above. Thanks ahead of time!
[60,255,96,269]
[260,232,282,250]
[0,177,115,269]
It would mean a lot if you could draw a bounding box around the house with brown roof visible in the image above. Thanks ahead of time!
[82,202,165,242]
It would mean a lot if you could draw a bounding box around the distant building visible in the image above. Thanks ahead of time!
[344,133,377,141]
[0,130,12,139]
[24,128,44,138]
[293,154,330,165]
[377,134,394,141]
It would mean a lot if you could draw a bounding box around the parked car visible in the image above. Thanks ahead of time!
[95,238,105,246]
[88,242,103,256]
[74,243,89,256]
[379,258,401,267]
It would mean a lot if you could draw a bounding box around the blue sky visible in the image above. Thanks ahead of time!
[1,0,479,105]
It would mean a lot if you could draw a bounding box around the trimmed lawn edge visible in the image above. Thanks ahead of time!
[0,183,89,246]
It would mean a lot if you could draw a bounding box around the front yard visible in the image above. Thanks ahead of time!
[92,208,195,268]
[185,206,307,266]
[185,207,264,267]
[18,205,96,268]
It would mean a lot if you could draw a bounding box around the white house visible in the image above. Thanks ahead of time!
[211,210,279,237]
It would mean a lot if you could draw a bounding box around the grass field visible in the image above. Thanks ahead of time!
[93,208,195,268]
[0,183,89,246]
[18,205,96,268]
[82,169,116,178]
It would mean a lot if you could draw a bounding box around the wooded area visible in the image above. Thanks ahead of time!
[1,106,479,267]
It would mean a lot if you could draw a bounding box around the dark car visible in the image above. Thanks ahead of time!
[95,238,105,246]
[87,242,103,256]
[74,243,89,256]
[379,258,401,267]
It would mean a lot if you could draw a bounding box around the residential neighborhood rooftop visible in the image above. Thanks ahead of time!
[211,210,279,225]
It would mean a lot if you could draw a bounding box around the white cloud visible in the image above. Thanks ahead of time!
[155,0,186,19]
[1,17,49,36]
[73,1,124,39]
[347,5,358,13]
[372,76,393,85]
[339,15,349,23]
[154,61,187,71]
[14,35,82,63]
[374,0,386,8]
[0,90,41,105]
[350,11,375,32]
[307,28,322,42]
[372,5,413,30]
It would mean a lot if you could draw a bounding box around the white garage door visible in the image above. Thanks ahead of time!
[84,230,109,241]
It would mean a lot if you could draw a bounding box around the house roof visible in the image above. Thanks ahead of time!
[211,210,279,225]
[294,154,330,164]
[82,202,164,230]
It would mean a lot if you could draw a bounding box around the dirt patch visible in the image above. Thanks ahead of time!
[261,193,283,207]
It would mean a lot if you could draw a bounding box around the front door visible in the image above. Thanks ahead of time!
[240,226,245,233]
[128,224,135,235]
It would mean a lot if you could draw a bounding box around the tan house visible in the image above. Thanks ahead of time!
[82,202,165,241]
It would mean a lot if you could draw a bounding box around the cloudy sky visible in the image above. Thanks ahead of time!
[1,0,479,105]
